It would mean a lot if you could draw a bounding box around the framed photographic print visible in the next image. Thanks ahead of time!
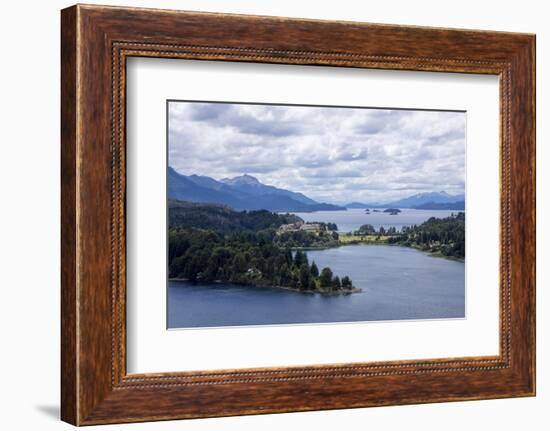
[61,4,536,425]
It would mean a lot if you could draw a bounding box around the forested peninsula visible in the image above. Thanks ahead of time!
[342,212,465,260]
[168,200,358,294]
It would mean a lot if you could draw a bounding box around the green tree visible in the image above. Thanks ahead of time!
[294,250,309,267]
[169,254,189,278]
[332,275,341,290]
[319,267,333,288]
[299,264,311,291]
[210,246,232,267]
[310,261,319,277]
[291,271,299,288]
[256,229,275,245]
[341,276,353,289]
[185,255,204,281]
[265,256,277,281]
[232,252,247,274]
[204,257,219,280]
[279,264,292,286]
[357,224,375,235]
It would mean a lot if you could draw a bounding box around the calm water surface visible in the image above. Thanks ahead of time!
[168,244,465,329]
[291,208,457,232]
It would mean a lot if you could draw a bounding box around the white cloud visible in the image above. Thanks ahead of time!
[168,102,465,204]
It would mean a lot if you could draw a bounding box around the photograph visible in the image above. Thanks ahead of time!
[167,101,466,329]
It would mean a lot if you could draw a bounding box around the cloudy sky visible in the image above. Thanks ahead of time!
[168,101,465,204]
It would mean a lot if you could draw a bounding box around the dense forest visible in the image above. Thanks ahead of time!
[354,224,398,236]
[387,212,465,259]
[347,213,465,259]
[169,200,301,234]
[168,200,357,294]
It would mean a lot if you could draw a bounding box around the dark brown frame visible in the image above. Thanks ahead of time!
[61,4,536,426]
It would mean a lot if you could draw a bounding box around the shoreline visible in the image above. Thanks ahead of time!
[391,243,465,262]
[168,278,362,295]
[293,238,465,262]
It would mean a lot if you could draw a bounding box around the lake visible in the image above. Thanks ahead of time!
[168,244,465,329]
[290,208,458,232]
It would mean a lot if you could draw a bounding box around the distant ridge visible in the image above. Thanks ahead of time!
[345,202,371,209]
[412,201,465,210]
[168,167,345,212]
[345,191,465,210]
[220,174,317,205]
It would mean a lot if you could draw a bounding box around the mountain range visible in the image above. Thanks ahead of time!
[345,191,465,210]
[168,167,464,212]
[168,167,345,212]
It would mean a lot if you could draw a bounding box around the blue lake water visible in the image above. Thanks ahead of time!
[290,208,458,232]
[168,244,465,329]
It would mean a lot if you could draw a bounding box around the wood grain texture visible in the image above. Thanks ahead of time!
[60,5,78,425]
[60,4,536,425]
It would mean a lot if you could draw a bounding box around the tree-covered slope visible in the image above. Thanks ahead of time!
[168,199,302,234]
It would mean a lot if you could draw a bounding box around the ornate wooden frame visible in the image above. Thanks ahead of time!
[61,4,536,425]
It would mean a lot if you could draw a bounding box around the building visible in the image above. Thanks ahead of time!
[277,221,323,235]
[299,223,322,232]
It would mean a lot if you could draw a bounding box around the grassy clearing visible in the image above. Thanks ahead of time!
[338,234,391,244]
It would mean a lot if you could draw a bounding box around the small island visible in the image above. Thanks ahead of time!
[383,208,401,215]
